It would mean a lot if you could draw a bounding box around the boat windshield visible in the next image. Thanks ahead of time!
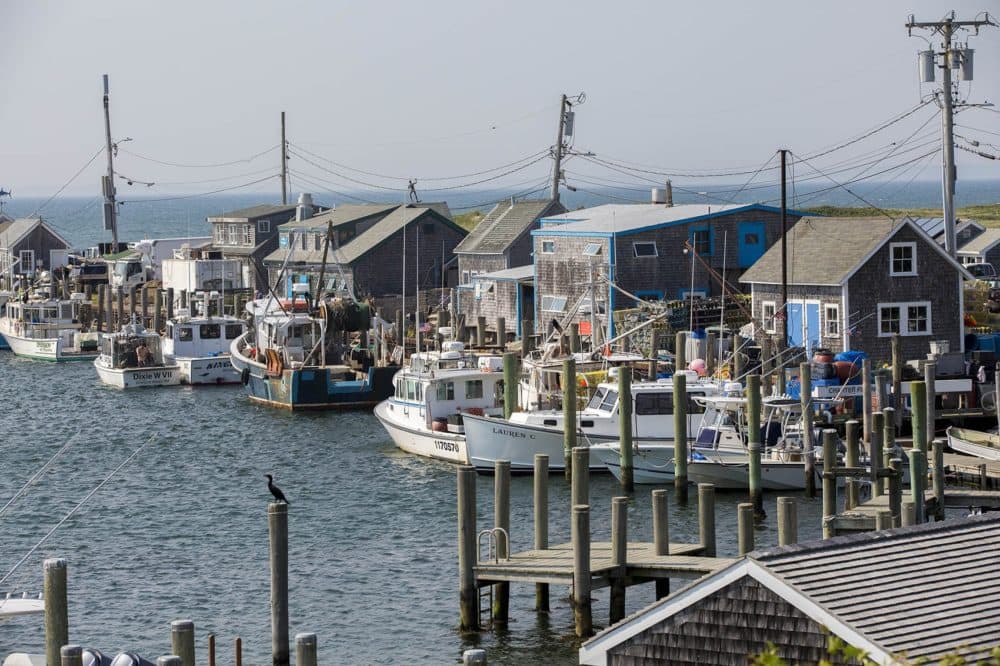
[587,388,607,410]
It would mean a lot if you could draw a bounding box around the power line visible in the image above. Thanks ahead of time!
[31,146,106,215]
[118,144,280,168]
[119,174,278,204]
[287,170,383,204]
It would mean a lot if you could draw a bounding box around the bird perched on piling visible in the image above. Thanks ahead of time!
[265,474,290,504]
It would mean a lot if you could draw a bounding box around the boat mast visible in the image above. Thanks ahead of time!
[415,221,421,353]
[101,75,119,252]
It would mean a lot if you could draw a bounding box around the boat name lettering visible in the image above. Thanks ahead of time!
[134,371,172,380]
[202,360,229,369]
[434,440,460,453]
[491,427,534,440]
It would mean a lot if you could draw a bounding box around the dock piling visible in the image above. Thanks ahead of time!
[777,497,797,545]
[115,286,124,330]
[673,372,689,503]
[911,381,927,456]
[60,645,82,666]
[96,284,106,332]
[618,368,634,492]
[932,439,945,521]
[533,454,549,612]
[44,558,68,666]
[156,658,181,666]
[502,353,517,419]
[496,317,506,347]
[569,323,580,353]
[862,358,873,447]
[907,449,926,523]
[521,319,534,356]
[571,447,589,508]
[875,510,893,531]
[924,362,936,451]
[746,375,763,518]
[563,359,577,480]
[153,288,163,333]
[800,362,816,498]
[891,334,903,428]
[883,408,896,495]
[295,633,317,666]
[208,634,215,666]
[821,430,838,539]
[675,331,687,373]
[845,420,860,510]
[610,496,628,623]
[268,502,290,666]
[697,483,716,557]
[761,338,772,398]
[477,316,487,348]
[901,501,916,527]
[235,638,242,666]
[652,489,670,599]
[457,466,478,630]
[706,332,716,377]
[170,620,195,666]
[871,412,884,498]
[493,460,510,628]
[166,288,174,322]
[737,503,754,555]
[140,286,149,328]
[572,504,593,637]
[889,458,903,527]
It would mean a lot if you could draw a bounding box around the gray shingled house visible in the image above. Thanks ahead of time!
[957,228,1000,270]
[454,198,564,334]
[580,515,1000,665]
[532,203,805,340]
[913,216,985,250]
[207,201,302,291]
[0,217,71,286]
[740,216,972,363]
[264,203,466,300]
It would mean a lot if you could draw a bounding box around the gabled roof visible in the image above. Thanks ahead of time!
[456,198,565,254]
[207,203,298,221]
[912,217,985,241]
[957,228,1000,256]
[581,515,1000,666]
[533,203,807,237]
[739,216,972,286]
[278,203,399,230]
[0,217,70,250]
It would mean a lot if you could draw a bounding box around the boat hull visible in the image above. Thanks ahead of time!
[946,427,1000,461]
[462,413,627,472]
[176,356,240,385]
[374,400,470,464]
[94,361,182,388]
[0,328,98,362]
[687,460,807,490]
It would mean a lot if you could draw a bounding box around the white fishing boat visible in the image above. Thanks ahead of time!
[373,342,505,464]
[461,370,738,473]
[163,293,245,384]
[94,321,180,388]
[947,426,1000,462]
[0,294,99,361]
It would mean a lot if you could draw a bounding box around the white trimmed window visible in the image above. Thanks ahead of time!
[541,295,568,312]
[19,250,35,272]
[241,225,251,246]
[878,301,931,336]
[584,243,602,256]
[889,242,917,276]
[213,225,225,244]
[541,240,555,253]
[824,304,840,336]
[258,219,271,233]
[227,224,239,245]
[633,242,658,257]
[761,301,776,334]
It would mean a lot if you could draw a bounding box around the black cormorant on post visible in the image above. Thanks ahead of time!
[265,474,290,504]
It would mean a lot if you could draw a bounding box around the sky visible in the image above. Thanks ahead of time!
[1,1,998,200]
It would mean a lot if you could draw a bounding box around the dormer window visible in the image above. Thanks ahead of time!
[890,242,916,276]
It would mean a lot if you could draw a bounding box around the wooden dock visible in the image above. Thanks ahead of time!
[476,541,733,588]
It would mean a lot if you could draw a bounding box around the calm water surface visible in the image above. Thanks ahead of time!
[0,353,826,664]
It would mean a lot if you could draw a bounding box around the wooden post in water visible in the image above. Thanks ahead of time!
[675,331,687,373]
[875,510,893,531]
[800,362,816,498]
[871,411,884,498]
[891,334,903,429]
[166,287,174,322]
[924,362,936,450]
[609,496,628,624]
[883,408,896,496]
[673,372,689,503]
[569,323,580,353]
[875,369,889,421]
[907,449,926,524]
[697,483,716,557]
[170,620,195,666]
[153,288,163,333]
[502,352,517,419]
[572,504,593,638]
[746,374,764,518]
[572,447,589,508]
[61,646,83,666]
[496,317,506,348]
[777,497,797,546]
[522,319,534,356]
[821,430,838,539]
[932,439,945,521]
[737,503,754,555]
[493,460,510,628]
[618,368,634,492]
[476,316,487,348]
[845,420,860,510]
[563,358,577,480]
[44,558,68,666]
[208,634,215,666]
[911,381,927,457]
[295,633,317,666]
[889,458,903,527]
[268,502,290,666]
[652,489,670,599]
[457,466,478,630]
[533,454,549,612]
[862,357,873,447]
[235,638,242,666]
[901,501,916,527]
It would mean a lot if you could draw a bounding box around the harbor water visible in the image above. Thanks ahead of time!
[0,354,827,663]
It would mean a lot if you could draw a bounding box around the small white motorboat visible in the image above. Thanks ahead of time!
[946,426,1000,462]
[94,321,180,388]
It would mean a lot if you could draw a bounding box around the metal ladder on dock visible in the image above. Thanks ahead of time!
[477,527,509,628]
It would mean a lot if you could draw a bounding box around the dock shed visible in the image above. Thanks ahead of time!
[740,216,971,363]
[532,203,804,339]
[455,264,534,338]
[580,514,1000,665]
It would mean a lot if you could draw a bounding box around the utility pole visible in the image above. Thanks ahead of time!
[101,74,119,252]
[550,92,585,202]
[907,12,996,257]
[280,111,289,205]
[779,148,788,351]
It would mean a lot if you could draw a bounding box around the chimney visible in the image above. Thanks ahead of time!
[296,192,314,221]
[651,187,666,205]
[665,180,673,207]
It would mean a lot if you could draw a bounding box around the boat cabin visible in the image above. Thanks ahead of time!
[100,327,167,369]
[165,319,245,359]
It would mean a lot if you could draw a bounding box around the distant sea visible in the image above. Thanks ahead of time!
[2,179,997,250]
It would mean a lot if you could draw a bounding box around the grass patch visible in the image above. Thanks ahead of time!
[454,210,485,231]
[803,204,1000,225]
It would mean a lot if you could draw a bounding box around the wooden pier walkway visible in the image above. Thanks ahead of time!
[476,541,733,588]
